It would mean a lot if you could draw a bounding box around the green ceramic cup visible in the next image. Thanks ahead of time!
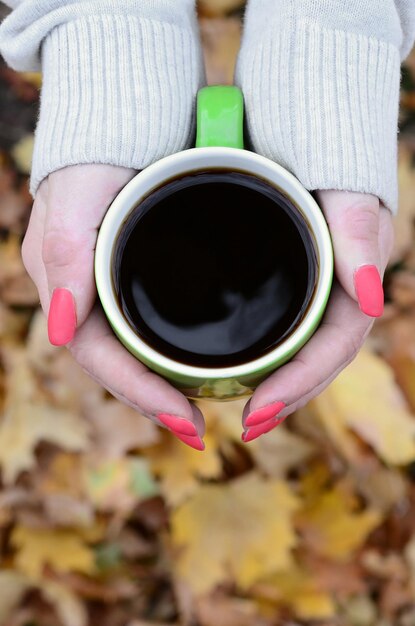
[94,86,334,401]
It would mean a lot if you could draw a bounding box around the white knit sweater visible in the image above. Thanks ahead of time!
[0,1,414,214]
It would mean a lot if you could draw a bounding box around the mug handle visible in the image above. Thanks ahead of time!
[196,86,245,149]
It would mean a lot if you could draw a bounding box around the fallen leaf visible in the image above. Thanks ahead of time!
[195,592,269,626]
[84,457,159,514]
[0,570,30,623]
[342,594,377,626]
[200,17,242,85]
[198,0,246,17]
[350,459,407,513]
[0,351,90,483]
[296,482,381,560]
[42,580,88,626]
[0,234,38,305]
[11,526,97,579]
[85,399,160,458]
[171,472,299,593]
[393,143,415,262]
[0,164,29,231]
[246,425,316,478]
[144,429,222,507]
[11,134,34,174]
[256,565,336,620]
[312,348,415,465]
[20,72,42,88]
[371,313,415,413]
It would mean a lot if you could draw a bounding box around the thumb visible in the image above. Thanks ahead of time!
[43,164,137,345]
[316,190,384,318]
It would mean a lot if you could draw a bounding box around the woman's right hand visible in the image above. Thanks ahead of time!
[21,164,206,451]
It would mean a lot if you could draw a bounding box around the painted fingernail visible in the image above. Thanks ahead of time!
[354,265,384,317]
[157,413,198,437]
[48,288,77,346]
[242,415,287,443]
[173,432,205,451]
[245,401,286,428]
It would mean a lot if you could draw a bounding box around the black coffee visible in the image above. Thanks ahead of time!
[112,170,317,368]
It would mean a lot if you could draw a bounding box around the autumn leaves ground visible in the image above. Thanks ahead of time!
[1,1,415,625]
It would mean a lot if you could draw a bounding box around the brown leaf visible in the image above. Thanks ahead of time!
[0,234,38,305]
[0,571,30,623]
[245,424,316,478]
[0,165,29,232]
[85,399,160,459]
[198,0,246,18]
[196,592,269,626]
[200,17,242,85]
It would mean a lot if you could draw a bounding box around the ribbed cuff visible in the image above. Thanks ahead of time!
[30,13,204,196]
[235,20,402,214]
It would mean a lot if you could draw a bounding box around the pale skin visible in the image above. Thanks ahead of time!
[21,163,394,446]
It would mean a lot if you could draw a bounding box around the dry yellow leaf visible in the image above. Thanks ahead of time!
[0,351,90,483]
[20,71,42,88]
[312,348,415,465]
[171,472,299,593]
[0,400,90,484]
[11,526,96,579]
[144,429,222,507]
[296,484,381,560]
[261,565,336,620]
[11,134,34,175]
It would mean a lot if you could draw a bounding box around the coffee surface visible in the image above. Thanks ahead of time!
[112,170,317,367]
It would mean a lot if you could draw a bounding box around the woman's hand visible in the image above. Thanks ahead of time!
[21,164,206,451]
[241,190,395,442]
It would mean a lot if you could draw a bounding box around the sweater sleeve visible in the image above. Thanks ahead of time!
[235,0,415,214]
[0,1,205,197]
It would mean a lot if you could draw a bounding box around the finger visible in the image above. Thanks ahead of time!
[21,179,49,313]
[67,302,206,449]
[240,203,394,441]
[43,165,137,346]
[316,190,384,318]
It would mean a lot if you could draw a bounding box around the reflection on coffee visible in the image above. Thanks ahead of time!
[112,170,317,368]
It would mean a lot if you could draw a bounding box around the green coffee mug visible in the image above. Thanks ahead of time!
[94,86,334,401]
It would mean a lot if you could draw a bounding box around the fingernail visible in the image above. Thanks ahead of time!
[354,265,384,317]
[157,413,198,436]
[245,401,286,428]
[173,432,205,451]
[242,415,286,443]
[48,288,77,346]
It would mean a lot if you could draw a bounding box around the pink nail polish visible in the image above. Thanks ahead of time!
[173,432,205,451]
[158,413,198,436]
[245,401,286,428]
[242,417,282,443]
[354,265,384,317]
[48,288,76,346]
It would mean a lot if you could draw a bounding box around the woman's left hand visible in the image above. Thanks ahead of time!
[241,190,394,442]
